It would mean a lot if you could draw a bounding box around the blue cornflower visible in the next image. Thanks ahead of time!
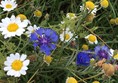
[76,52,90,66]
[30,28,58,55]
[94,45,111,60]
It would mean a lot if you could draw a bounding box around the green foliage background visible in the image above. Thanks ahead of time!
[0,0,118,83]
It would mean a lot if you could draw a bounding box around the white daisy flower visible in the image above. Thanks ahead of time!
[16,14,31,25]
[80,5,97,15]
[60,28,73,42]
[109,49,118,60]
[0,15,28,39]
[25,25,40,37]
[85,34,98,44]
[43,55,53,66]
[4,53,30,77]
[0,0,17,12]
[109,49,114,57]
[66,13,77,19]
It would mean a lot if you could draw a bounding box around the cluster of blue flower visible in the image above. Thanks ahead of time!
[76,45,111,66]
[30,27,112,67]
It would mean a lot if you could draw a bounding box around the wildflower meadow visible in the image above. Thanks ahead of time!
[0,0,118,83]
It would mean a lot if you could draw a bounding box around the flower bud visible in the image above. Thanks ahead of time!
[28,55,37,62]
[102,63,115,76]
[66,77,78,83]
[96,58,106,67]
[109,19,116,25]
[82,44,89,50]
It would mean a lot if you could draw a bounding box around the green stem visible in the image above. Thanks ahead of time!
[67,68,87,83]
[78,72,104,82]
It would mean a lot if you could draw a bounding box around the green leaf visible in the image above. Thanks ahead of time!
[0,70,6,78]
[0,52,5,65]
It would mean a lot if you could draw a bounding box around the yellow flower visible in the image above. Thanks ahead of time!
[34,10,42,17]
[66,77,78,83]
[100,0,109,8]
[82,44,89,50]
[110,18,116,25]
[92,81,100,83]
[17,14,27,21]
[113,54,118,59]
[85,1,95,10]
[85,34,98,44]
[115,18,118,25]
[110,18,118,25]
[43,55,53,66]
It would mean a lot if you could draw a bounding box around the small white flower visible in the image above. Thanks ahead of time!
[0,15,28,39]
[80,5,97,15]
[80,5,85,12]
[60,28,73,42]
[25,25,40,37]
[109,49,118,60]
[43,55,53,66]
[91,7,97,15]
[85,34,98,44]
[61,21,65,24]
[109,49,114,57]
[66,13,77,19]
[4,53,30,77]
[0,0,17,12]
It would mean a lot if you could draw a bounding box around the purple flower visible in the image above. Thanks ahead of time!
[30,28,58,55]
[76,52,90,66]
[94,45,111,60]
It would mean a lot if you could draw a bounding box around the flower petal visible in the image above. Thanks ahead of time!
[20,54,27,61]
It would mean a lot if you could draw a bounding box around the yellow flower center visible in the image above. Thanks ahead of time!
[100,0,109,8]
[44,56,53,65]
[115,18,118,25]
[67,13,76,18]
[110,19,115,25]
[113,54,118,59]
[66,77,77,83]
[88,35,96,42]
[6,4,12,9]
[92,81,100,83]
[65,34,70,40]
[11,60,23,71]
[90,58,95,65]
[7,23,19,32]
[82,44,89,50]
[17,14,27,21]
[32,30,35,33]
[85,1,95,10]
[34,10,42,17]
